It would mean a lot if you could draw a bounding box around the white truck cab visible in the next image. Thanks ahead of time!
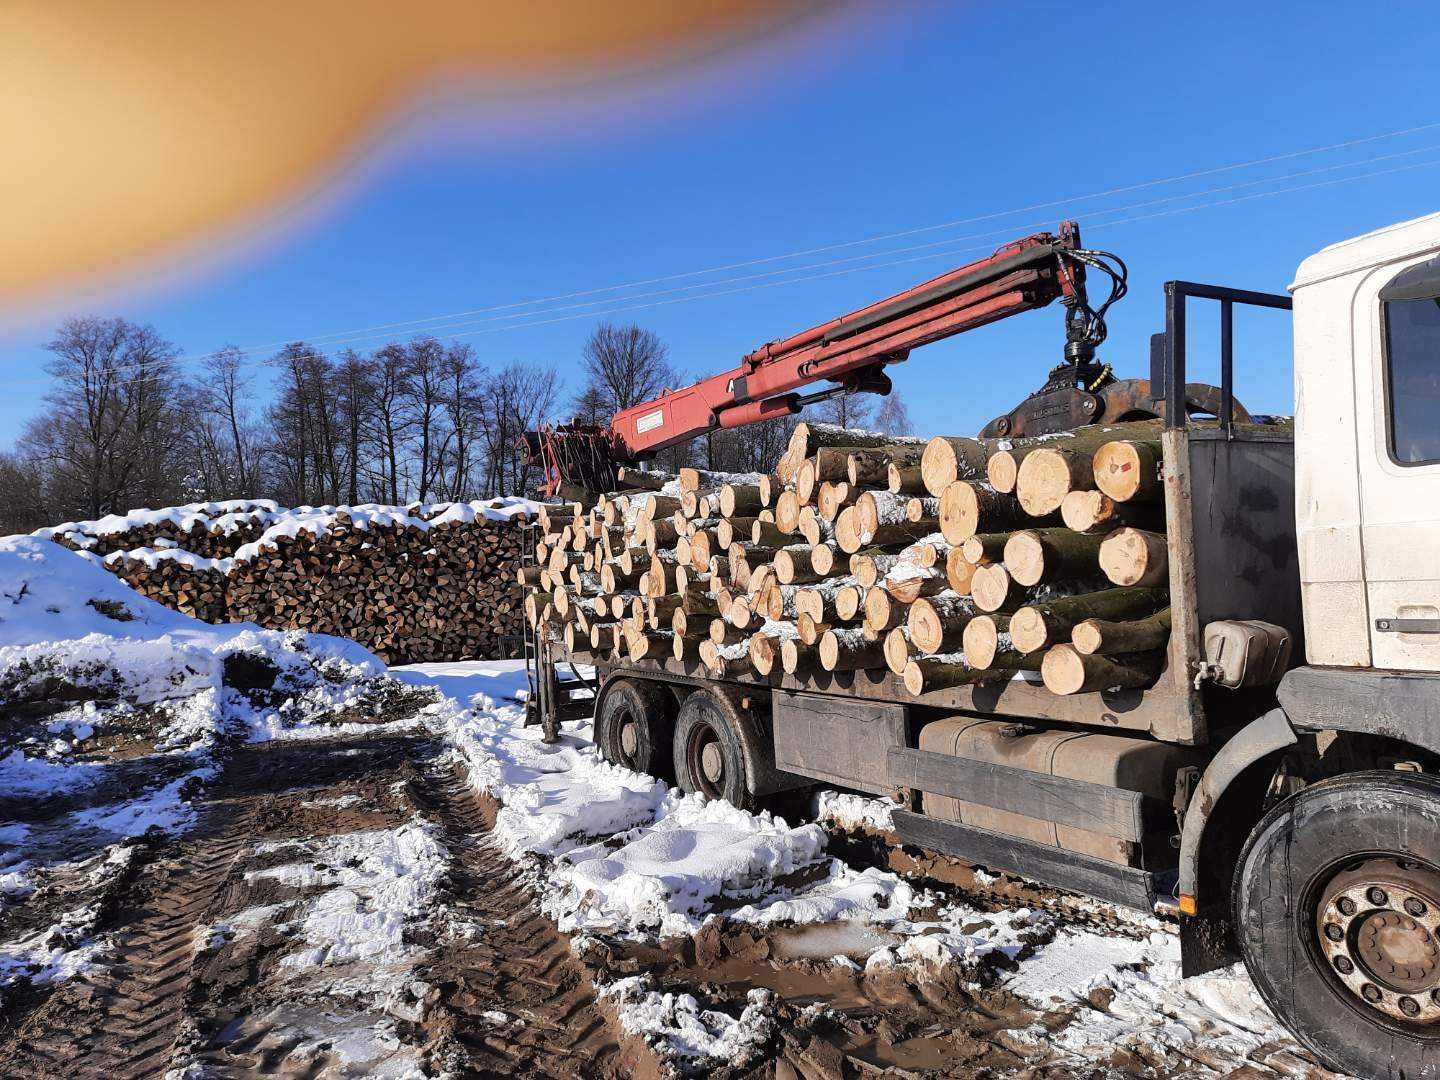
[1293,211,1440,672]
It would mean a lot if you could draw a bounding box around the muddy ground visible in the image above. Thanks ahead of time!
[0,686,1337,1080]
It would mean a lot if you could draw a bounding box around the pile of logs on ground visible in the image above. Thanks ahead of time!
[48,504,531,665]
[527,419,1176,698]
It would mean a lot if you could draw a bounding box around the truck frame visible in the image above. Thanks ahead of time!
[530,212,1440,1078]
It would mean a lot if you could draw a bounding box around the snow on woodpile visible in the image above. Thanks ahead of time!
[27,496,543,664]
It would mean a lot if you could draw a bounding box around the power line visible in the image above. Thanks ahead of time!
[20,148,1440,394]
[25,140,1440,389]
[141,119,1440,363]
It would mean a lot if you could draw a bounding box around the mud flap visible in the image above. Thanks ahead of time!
[1180,905,1237,976]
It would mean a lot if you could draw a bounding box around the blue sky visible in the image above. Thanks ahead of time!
[3,1,1438,444]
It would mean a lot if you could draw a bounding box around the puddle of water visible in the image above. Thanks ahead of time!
[770,921,901,961]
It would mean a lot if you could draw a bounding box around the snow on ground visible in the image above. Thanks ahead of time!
[396,658,1312,1076]
[0,535,401,994]
[1,535,1315,1076]
[397,660,914,942]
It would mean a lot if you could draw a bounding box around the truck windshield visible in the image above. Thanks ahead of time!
[1385,296,1440,465]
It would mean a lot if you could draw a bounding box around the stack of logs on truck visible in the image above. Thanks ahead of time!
[525,417,1301,915]
[530,420,1190,700]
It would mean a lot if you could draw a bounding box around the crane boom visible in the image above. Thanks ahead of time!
[527,221,1130,496]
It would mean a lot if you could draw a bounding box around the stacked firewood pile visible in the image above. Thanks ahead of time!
[46,502,532,665]
[45,502,277,560]
[527,419,1175,698]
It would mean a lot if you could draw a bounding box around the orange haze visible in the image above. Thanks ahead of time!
[0,2,840,304]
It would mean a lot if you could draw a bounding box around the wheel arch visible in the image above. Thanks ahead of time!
[1178,707,1298,910]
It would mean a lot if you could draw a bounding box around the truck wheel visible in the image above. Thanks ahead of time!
[672,689,757,812]
[596,679,673,779]
[1233,771,1440,1077]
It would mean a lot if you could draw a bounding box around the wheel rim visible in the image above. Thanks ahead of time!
[685,721,725,799]
[1311,856,1440,1028]
[613,705,639,767]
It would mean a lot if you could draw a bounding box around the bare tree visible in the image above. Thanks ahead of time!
[478,362,560,497]
[578,323,678,414]
[875,390,913,436]
[439,343,485,500]
[367,344,413,504]
[403,337,453,502]
[267,343,345,505]
[197,346,264,496]
[807,389,875,431]
[334,350,373,506]
[21,317,187,518]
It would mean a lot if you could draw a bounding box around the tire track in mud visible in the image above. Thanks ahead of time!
[408,754,643,1080]
[0,733,432,1080]
[3,775,258,1078]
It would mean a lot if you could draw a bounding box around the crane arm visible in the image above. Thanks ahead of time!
[526,221,1126,495]
[608,222,1096,457]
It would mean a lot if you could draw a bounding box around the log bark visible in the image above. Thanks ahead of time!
[1041,644,1163,695]
[906,592,980,653]
[849,445,922,488]
[819,628,886,672]
[939,481,1031,544]
[920,436,993,497]
[1006,586,1169,654]
[959,532,1009,565]
[1072,607,1172,656]
[1060,489,1165,535]
[903,654,1006,695]
[1002,528,1105,587]
[719,483,764,517]
[887,460,927,495]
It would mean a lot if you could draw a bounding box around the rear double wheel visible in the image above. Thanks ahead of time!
[672,688,758,812]
[1234,771,1440,1077]
[596,678,674,780]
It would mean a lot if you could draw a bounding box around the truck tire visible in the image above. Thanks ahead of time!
[595,678,674,780]
[672,688,758,812]
[1233,771,1440,1078]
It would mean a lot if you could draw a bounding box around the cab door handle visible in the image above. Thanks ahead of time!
[1376,618,1440,634]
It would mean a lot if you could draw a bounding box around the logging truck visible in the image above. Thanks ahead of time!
[527,211,1440,1077]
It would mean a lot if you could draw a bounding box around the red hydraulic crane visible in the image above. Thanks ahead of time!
[527,222,1164,496]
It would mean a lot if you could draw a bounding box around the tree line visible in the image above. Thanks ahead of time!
[0,316,910,533]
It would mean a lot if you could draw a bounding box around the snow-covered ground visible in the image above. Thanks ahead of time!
[1,534,1324,1077]
[396,658,1311,1075]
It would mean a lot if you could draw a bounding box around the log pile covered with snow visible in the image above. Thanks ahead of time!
[36,497,539,664]
[528,420,1178,696]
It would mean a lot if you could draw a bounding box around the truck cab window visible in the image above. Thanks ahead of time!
[1380,254,1440,467]
[1384,296,1440,464]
